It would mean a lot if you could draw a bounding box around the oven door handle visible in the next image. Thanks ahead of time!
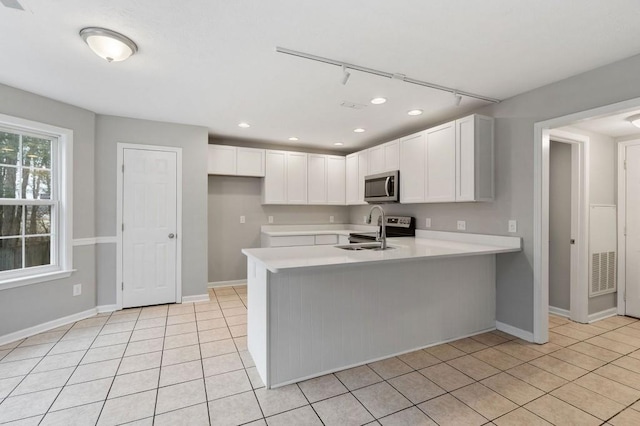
[385,177,391,196]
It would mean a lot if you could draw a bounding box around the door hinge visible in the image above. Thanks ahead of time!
[122,223,124,232]
[624,291,626,302]
[624,226,627,236]
[122,164,124,172]
[121,282,124,291]
[624,160,627,170]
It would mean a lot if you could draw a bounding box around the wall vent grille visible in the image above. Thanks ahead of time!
[590,251,616,296]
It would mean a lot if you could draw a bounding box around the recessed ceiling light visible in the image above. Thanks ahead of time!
[628,114,640,128]
[407,109,423,116]
[238,122,250,128]
[288,137,299,141]
[370,97,387,105]
[334,142,344,146]
[353,128,366,133]
[79,27,138,62]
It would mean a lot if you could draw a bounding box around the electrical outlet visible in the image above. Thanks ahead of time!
[268,216,274,224]
[508,220,517,233]
[73,284,82,296]
[240,215,245,224]
[425,218,432,228]
[457,220,466,231]
[329,215,334,223]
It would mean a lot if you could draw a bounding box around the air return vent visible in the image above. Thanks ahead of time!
[589,205,617,297]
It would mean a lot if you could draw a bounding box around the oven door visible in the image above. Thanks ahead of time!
[364,171,399,203]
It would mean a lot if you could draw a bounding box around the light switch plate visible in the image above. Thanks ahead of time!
[73,284,82,296]
[425,218,432,228]
[240,215,245,224]
[329,216,334,223]
[457,220,466,231]
[268,216,274,224]
[508,220,517,233]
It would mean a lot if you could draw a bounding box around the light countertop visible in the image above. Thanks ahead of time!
[260,224,376,237]
[243,230,521,273]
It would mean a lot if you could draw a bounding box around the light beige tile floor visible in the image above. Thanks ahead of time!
[1,290,640,425]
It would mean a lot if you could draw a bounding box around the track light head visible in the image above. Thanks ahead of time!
[454,91,462,106]
[341,65,351,85]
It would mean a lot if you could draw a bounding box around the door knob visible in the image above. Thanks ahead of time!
[168,233,175,239]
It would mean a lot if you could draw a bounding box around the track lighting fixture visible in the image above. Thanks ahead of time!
[276,46,500,103]
[341,65,351,85]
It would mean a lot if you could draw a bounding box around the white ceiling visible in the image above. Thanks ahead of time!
[2,1,640,151]
[572,109,640,138]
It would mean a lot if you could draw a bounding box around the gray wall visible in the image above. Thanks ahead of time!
[351,53,640,333]
[95,115,209,303]
[0,83,97,336]
[208,175,349,282]
[549,141,571,311]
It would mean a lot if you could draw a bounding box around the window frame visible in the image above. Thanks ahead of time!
[0,113,73,290]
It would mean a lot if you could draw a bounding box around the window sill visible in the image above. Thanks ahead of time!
[0,269,76,291]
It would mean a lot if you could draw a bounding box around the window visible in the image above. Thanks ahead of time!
[0,114,73,289]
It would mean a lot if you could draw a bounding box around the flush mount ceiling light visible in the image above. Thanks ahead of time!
[334,142,344,146]
[288,137,299,141]
[628,114,640,128]
[353,128,366,133]
[80,27,138,62]
[276,47,500,103]
[407,109,423,116]
[238,122,251,128]
[370,97,387,105]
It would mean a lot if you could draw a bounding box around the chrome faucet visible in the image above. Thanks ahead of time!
[367,205,387,249]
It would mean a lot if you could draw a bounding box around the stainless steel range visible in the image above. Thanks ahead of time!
[349,215,415,243]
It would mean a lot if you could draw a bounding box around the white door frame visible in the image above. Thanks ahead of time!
[534,96,640,343]
[548,131,589,324]
[617,139,640,315]
[116,143,183,310]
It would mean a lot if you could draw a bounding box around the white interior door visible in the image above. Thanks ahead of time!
[122,148,178,308]
[626,144,640,317]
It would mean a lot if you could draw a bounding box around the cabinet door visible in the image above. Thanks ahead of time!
[456,116,476,201]
[368,145,384,175]
[399,132,426,203]
[327,156,346,205]
[286,152,308,204]
[357,150,369,204]
[425,122,456,202]
[384,140,400,171]
[308,154,327,204]
[346,154,359,205]
[208,145,236,175]
[263,150,287,204]
[237,147,265,177]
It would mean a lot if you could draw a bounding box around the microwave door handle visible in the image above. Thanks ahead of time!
[385,177,391,196]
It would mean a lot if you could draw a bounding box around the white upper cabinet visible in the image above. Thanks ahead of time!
[346,153,359,205]
[425,122,456,202]
[237,147,265,176]
[208,144,265,177]
[456,115,494,202]
[308,154,328,204]
[399,132,426,204]
[327,156,346,205]
[286,152,308,204]
[357,150,369,204]
[263,150,288,204]
[208,145,237,175]
[368,140,399,175]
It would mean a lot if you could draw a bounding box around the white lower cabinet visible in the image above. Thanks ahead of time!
[262,233,342,247]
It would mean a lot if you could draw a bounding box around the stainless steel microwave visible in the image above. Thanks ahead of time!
[364,170,399,203]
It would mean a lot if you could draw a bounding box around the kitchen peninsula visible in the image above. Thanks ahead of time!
[242,230,521,388]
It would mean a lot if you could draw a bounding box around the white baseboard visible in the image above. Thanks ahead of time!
[549,306,570,318]
[208,279,247,288]
[0,308,98,347]
[182,294,210,303]
[496,321,534,342]
[97,304,118,313]
[588,307,618,323]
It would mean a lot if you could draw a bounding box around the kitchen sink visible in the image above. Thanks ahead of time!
[335,243,395,251]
